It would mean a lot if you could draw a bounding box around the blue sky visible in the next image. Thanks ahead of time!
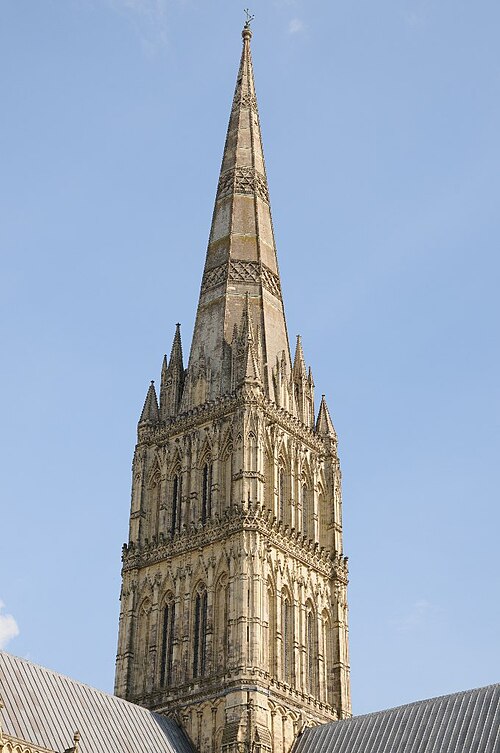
[1,0,499,715]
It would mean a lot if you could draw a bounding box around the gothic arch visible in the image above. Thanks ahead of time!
[267,577,277,675]
[169,467,182,538]
[277,459,288,524]
[192,581,208,679]
[219,439,233,514]
[281,585,294,686]
[318,483,331,549]
[247,430,257,471]
[135,596,152,697]
[146,466,162,541]
[199,451,213,525]
[159,590,176,688]
[322,608,333,704]
[213,572,229,674]
[300,474,312,540]
[191,553,209,587]
[167,443,183,475]
[305,599,318,697]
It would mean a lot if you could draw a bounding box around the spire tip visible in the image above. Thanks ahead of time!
[242,8,254,39]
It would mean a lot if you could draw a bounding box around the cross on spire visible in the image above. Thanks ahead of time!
[244,8,255,28]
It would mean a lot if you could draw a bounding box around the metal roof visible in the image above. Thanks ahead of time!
[0,651,194,753]
[293,684,500,753]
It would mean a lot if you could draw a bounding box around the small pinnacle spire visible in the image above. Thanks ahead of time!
[293,335,307,377]
[139,381,159,425]
[169,323,183,368]
[316,394,337,438]
[160,324,185,419]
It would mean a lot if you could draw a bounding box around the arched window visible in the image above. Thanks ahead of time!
[136,597,151,696]
[268,581,276,674]
[220,446,233,513]
[215,574,229,672]
[306,603,318,696]
[201,461,212,524]
[170,474,181,538]
[248,432,257,471]
[148,470,161,540]
[302,484,309,539]
[193,584,207,678]
[281,590,293,685]
[322,610,332,704]
[160,593,175,687]
[278,467,285,521]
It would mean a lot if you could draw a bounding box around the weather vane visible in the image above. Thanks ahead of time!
[244,8,255,28]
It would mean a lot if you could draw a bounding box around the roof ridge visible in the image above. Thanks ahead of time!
[328,683,500,724]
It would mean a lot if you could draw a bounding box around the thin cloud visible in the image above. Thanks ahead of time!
[108,0,170,52]
[288,18,305,35]
[402,0,430,27]
[388,599,437,632]
[0,600,19,649]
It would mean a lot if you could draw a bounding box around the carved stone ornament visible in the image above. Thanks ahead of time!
[201,259,281,300]
[217,166,269,204]
[232,92,258,113]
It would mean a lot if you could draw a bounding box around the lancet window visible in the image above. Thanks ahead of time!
[278,466,285,521]
[302,483,309,539]
[215,574,229,672]
[170,473,181,538]
[160,593,175,687]
[322,609,332,704]
[221,447,233,512]
[136,597,151,696]
[268,581,276,674]
[281,590,293,685]
[247,432,257,471]
[306,602,318,696]
[201,461,212,524]
[193,583,208,678]
[146,470,161,541]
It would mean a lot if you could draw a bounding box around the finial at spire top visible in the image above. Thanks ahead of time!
[242,8,254,39]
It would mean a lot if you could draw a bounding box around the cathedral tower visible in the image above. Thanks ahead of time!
[115,22,351,753]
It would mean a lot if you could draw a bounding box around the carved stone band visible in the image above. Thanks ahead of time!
[202,260,282,299]
[217,167,270,204]
[232,93,258,113]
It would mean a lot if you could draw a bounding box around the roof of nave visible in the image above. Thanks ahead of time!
[0,651,194,753]
[292,683,500,753]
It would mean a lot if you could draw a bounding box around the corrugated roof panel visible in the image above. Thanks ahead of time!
[0,652,195,753]
[293,684,500,753]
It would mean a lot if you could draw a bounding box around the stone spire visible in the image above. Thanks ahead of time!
[316,394,337,439]
[160,324,185,420]
[293,335,307,378]
[138,381,159,426]
[185,24,291,406]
